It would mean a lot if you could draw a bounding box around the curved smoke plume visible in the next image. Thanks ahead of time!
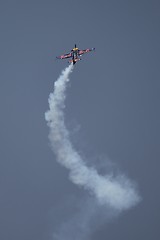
[45,64,140,211]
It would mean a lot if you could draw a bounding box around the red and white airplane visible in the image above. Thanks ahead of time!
[56,44,95,65]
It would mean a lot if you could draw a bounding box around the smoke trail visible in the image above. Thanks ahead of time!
[45,64,140,211]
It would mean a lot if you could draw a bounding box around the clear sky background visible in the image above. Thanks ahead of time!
[0,0,160,240]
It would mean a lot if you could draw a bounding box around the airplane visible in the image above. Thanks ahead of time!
[56,44,95,65]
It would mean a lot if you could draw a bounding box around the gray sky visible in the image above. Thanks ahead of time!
[0,0,160,239]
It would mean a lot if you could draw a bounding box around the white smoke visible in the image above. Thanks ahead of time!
[45,64,140,212]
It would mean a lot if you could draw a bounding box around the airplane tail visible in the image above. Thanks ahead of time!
[68,58,81,64]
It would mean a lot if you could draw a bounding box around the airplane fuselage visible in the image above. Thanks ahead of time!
[71,47,80,64]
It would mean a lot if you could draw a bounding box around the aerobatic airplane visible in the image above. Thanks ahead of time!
[56,44,95,65]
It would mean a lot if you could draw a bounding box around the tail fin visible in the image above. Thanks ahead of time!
[75,44,76,48]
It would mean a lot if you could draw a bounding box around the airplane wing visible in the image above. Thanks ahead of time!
[56,52,72,59]
[78,48,95,56]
